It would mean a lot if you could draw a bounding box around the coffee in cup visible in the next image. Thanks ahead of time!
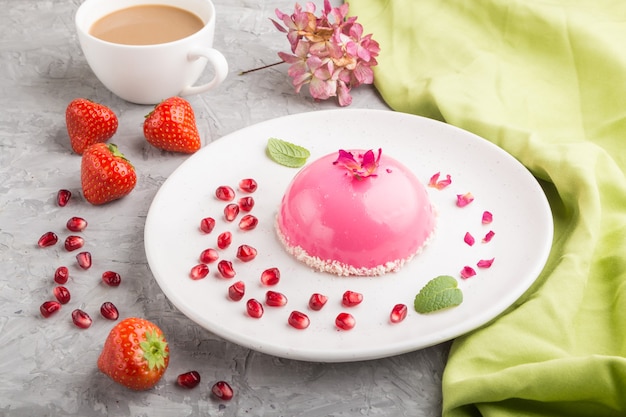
[90,5,205,46]
[75,0,228,104]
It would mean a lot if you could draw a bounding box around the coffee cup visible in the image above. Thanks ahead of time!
[75,0,228,104]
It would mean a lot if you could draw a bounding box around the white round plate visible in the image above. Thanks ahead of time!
[144,109,553,362]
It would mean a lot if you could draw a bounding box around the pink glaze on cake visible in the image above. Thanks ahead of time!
[276,149,436,276]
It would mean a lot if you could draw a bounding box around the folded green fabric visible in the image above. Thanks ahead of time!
[348,1,626,416]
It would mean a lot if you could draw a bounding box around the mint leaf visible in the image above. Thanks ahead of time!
[266,138,310,168]
[414,275,463,314]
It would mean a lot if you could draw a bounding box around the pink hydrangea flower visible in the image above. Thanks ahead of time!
[272,0,380,106]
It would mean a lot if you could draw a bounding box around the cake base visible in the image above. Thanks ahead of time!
[276,216,436,276]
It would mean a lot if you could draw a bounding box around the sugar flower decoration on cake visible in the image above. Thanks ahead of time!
[333,148,382,179]
[269,0,380,106]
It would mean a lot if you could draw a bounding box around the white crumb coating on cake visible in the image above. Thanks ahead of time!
[275,213,437,277]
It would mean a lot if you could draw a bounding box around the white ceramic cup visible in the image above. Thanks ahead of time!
[75,0,228,104]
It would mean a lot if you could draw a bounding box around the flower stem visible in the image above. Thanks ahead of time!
[239,61,285,75]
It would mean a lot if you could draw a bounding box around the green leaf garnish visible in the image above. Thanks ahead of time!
[266,137,310,168]
[414,275,463,314]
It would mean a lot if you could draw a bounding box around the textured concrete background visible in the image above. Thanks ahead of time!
[0,0,450,415]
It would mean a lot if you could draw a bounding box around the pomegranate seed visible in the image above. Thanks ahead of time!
[100,301,119,320]
[40,300,61,318]
[224,203,239,222]
[238,178,258,193]
[76,251,92,269]
[71,309,92,329]
[217,231,232,249]
[199,248,219,263]
[102,270,121,286]
[238,214,258,231]
[64,235,85,251]
[211,380,234,401]
[236,244,257,262]
[265,290,288,307]
[335,312,356,330]
[66,216,88,232]
[238,196,255,212]
[200,217,216,233]
[288,311,310,330]
[342,290,363,307]
[38,231,58,248]
[390,303,408,323]
[190,264,209,280]
[260,267,280,286]
[228,281,245,301]
[177,371,201,389]
[246,298,264,318]
[308,293,328,311]
[57,189,71,207]
[53,286,71,304]
[54,266,69,284]
[215,185,235,201]
[217,260,236,278]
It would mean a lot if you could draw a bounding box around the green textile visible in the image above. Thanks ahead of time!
[347,0,626,416]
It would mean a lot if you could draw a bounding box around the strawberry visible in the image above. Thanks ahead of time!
[143,96,201,153]
[81,143,137,205]
[98,317,169,391]
[66,98,118,154]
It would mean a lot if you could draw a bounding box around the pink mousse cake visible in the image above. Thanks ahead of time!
[275,149,436,276]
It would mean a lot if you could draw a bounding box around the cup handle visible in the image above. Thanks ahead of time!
[180,48,228,96]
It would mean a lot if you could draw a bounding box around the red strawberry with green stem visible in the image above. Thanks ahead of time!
[98,317,169,390]
[66,98,118,154]
[143,96,201,153]
[81,143,137,205]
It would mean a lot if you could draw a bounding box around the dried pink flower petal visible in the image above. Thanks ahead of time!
[428,172,440,187]
[438,174,452,189]
[482,230,495,243]
[456,192,474,207]
[460,266,477,279]
[333,148,381,179]
[482,211,493,224]
[428,172,452,190]
[477,258,495,268]
[335,149,361,172]
[360,149,380,176]
[464,232,475,246]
